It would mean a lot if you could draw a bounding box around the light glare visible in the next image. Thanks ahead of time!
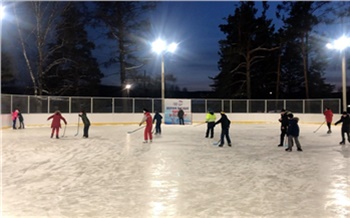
[327,36,350,51]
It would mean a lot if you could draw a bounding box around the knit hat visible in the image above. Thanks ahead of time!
[143,108,149,113]
[287,113,294,118]
[342,111,347,115]
[220,111,225,115]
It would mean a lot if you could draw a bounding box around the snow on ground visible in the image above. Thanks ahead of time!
[1,122,350,218]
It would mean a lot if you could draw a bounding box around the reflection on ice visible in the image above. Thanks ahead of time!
[2,123,350,217]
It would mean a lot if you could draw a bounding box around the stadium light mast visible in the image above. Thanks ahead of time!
[151,38,178,114]
[326,35,350,112]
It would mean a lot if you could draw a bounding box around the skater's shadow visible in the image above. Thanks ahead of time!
[334,145,350,158]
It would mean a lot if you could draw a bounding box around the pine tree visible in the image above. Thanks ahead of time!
[214,2,278,99]
[44,2,102,96]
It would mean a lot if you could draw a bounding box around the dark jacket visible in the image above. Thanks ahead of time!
[178,109,184,118]
[215,114,231,129]
[335,114,350,131]
[79,112,90,126]
[287,117,300,137]
[279,112,289,128]
[153,112,163,124]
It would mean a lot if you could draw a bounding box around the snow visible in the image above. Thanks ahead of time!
[2,123,350,217]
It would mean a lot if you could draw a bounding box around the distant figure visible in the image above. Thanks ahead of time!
[178,108,184,125]
[153,111,163,135]
[215,111,231,147]
[139,108,153,143]
[335,111,350,145]
[12,109,19,130]
[47,110,67,139]
[277,109,289,147]
[285,113,302,152]
[323,107,333,134]
[18,110,25,129]
[79,109,90,138]
[205,110,216,138]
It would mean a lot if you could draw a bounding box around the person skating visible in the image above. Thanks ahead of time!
[214,111,231,147]
[323,107,333,134]
[205,110,216,138]
[285,113,302,152]
[277,109,289,147]
[178,108,184,125]
[12,109,19,129]
[79,109,90,138]
[153,111,163,135]
[139,108,153,143]
[18,110,25,129]
[334,111,350,145]
[47,110,67,139]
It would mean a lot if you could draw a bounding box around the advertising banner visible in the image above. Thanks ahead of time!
[164,99,192,125]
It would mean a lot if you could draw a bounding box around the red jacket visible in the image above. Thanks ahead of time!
[48,112,67,128]
[324,109,333,123]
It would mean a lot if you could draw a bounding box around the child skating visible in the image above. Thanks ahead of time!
[334,111,350,144]
[47,110,67,139]
[285,113,302,152]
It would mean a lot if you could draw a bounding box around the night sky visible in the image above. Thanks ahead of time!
[2,1,348,92]
[101,1,283,91]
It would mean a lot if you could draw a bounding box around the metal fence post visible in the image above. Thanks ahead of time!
[91,97,93,113]
[48,97,50,113]
[112,98,114,113]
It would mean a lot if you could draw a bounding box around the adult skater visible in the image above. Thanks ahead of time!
[334,111,350,145]
[277,109,289,147]
[79,109,90,138]
[323,107,333,134]
[205,110,216,138]
[18,109,25,129]
[12,109,19,129]
[153,111,163,135]
[178,108,184,125]
[139,108,153,143]
[215,111,231,147]
[285,113,303,152]
[47,110,67,139]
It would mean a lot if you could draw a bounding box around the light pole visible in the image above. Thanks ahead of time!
[326,36,350,112]
[152,39,178,113]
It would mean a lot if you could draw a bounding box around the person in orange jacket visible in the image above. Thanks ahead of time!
[323,107,333,134]
[47,110,67,139]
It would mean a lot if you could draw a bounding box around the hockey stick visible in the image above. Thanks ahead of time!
[193,122,205,127]
[313,121,325,133]
[127,126,144,134]
[74,116,80,136]
[61,124,67,137]
[212,139,221,146]
[284,136,288,147]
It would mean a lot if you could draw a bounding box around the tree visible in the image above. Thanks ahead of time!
[44,2,102,96]
[276,1,331,98]
[1,50,15,83]
[92,2,156,95]
[213,2,278,99]
[12,2,69,95]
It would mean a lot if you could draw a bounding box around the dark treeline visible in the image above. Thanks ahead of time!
[1,1,349,99]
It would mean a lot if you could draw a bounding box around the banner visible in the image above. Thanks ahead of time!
[164,99,192,125]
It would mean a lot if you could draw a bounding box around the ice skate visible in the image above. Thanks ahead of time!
[339,141,345,145]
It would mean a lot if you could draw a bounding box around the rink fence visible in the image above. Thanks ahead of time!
[1,94,341,114]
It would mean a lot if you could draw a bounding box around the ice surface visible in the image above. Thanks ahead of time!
[2,123,350,217]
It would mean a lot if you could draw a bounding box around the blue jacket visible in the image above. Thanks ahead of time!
[287,117,299,137]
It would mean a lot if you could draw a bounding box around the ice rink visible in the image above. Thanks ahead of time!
[2,122,350,218]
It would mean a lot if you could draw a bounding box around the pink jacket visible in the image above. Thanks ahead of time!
[12,110,19,121]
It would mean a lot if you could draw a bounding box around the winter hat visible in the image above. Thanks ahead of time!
[281,108,286,112]
[342,111,348,115]
[143,108,149,113]
[287,113,294,118]
[220,111,225,115]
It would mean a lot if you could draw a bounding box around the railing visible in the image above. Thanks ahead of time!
[1,94,341,114]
